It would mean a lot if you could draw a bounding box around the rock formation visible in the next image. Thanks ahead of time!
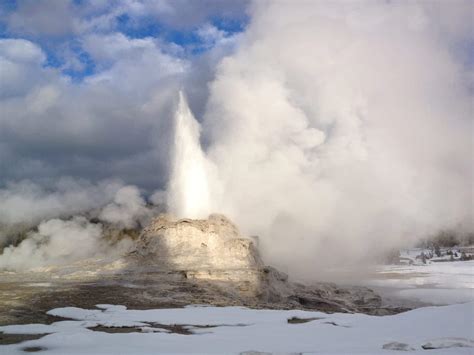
[127,213,385,314]
[133,213,262,272]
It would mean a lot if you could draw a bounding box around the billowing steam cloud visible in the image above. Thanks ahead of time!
[0,217,131,271]
[151,0,473,276]
[99,185,153,229]
[0,179,124,227]
[195,1,473,275]
[0,183,155,270]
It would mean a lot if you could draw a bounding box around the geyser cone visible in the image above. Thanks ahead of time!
[167,91,212,219]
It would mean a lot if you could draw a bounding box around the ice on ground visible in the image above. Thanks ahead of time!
[0,302,472,354]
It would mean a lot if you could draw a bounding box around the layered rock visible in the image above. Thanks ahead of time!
[127,213,385,314]
[133,214,262,271]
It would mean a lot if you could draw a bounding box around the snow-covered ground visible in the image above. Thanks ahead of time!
[365,259,474,306]
[0,302,473,354]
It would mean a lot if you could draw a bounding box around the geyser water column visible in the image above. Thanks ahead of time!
[167,91,212,219]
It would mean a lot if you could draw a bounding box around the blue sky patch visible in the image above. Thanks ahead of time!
[0,1,249,81]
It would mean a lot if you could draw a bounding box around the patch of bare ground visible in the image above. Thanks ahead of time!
[21,346,47,352]
[287,316,323,324]
[88,322,250,335]
[0,333,49,345]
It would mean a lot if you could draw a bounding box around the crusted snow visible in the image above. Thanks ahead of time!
[0,302,472,354]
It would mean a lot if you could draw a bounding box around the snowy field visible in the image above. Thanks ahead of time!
[365,259,474,306]
[0,302,473,354]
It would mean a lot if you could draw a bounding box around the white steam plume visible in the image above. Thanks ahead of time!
[167,91,214,219]
[0,178,124,228]
[0,216,131,271]
[0,183,156,270]
[99,185,153,229]
[197,1,473,277]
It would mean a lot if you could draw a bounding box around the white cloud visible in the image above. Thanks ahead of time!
[0,39,51,98]
[0,34,189,188]
[6,0,77,36]
[0,38,45,63]
[196,23,232,49]
[3,0,248,36]
[82,33,188,89]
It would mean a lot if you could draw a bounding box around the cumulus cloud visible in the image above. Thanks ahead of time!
[0,1,247,189]
[110,0,249,30]
[0,35,183,188]
[1,0,248,37]
[5,0,77,37]
[0,38,49,98]
[82,33,187,90]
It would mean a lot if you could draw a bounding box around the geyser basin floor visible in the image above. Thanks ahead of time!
[0,303,473,354]
[0,260,472,327]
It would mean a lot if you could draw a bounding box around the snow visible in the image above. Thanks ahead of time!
[0,302,473,354]
[366,260,474,305]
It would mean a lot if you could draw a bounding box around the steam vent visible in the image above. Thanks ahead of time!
[126,214,385,314]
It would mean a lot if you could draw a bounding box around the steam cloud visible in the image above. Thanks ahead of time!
[0,179,124,227]
[0,1,472,277]
[99,185,153,229]
[0,183,155,270]
[172,1,473,275]
[0,217,126,271]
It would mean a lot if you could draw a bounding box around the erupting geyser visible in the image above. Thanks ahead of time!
[167,91,212,219]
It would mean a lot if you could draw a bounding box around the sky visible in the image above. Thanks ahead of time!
[0,0,472,275]
[0,0,249,190]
